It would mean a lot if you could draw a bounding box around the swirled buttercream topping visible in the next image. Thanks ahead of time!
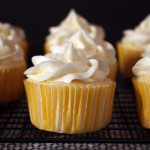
[25,43,109,83]
[132,57,150,76]
[0,22,25,42]
[46,9,105,46]
[0,37,24,63]
[49,30,116,65]
[122,15,150,45]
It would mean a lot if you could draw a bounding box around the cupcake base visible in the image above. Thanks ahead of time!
[24,79,116,134]
[132,76,150,128]
[117,42,143,78]
[0,61,27,105]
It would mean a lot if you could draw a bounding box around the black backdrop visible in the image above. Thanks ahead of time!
[0,0,149,66]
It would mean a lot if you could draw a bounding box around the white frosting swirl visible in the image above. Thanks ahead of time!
[0,37,24,64]
[25,43,109,83]
[46,9,105,46]
[132,57,150,76]
[122,15,150,45]
[0,22,25,42]
[49,30,116,65]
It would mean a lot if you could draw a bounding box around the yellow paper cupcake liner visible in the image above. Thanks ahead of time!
[24,79,116,134]
[0,61,27,105]
[132,77,150,128]
[117,42,143,78]
[108,61,118,81]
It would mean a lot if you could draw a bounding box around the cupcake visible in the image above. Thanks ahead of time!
[44,9,105,53]
[0,37,27,105]
[24,43,116,134]
[47,29,117,80]
[117,15,150,78]
[132,58,150,128]
[0,22,28,60]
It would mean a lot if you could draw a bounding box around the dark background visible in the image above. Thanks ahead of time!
[0,0,149,66]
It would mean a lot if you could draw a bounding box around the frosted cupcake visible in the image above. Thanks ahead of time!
[0,37,27,105]
[44,9,105,53]
[47,30,117,80]
[0,22,28,59]
[117,15,150,77]
[132,58,150,128]
[24,43,116,134]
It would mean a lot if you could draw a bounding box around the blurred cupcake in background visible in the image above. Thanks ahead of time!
[0,22,28,60]
[117,15,150,78]
[132,57,150,128]
[44,9,105,53]
[24,43,116,134]
[0,37,27,105]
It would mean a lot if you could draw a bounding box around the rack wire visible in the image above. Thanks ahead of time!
[0,75,150,143]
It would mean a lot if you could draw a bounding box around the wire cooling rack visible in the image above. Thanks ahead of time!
[0,75,150,143]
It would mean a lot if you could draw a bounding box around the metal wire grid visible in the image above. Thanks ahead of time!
[0,78,150,143]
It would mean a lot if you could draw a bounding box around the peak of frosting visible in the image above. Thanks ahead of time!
[0,37,24,63]
[132,57,150,76]
[25,43,109,83]
[49,30,116,65]
[46,9,105,46]
[0,22,25,42]
[56,9,90,32]
[135,15,150,32]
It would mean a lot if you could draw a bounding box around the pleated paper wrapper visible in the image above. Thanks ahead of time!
[117,42,143,78]
[0,61,27,105]
[24,79,116,134]
[132,77,150,128]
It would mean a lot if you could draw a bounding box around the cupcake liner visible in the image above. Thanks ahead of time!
[0,61,27,105]
[132,78,150,128]
[24,79,116,134]
[108,61,118,81]
[117,42,143,78]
